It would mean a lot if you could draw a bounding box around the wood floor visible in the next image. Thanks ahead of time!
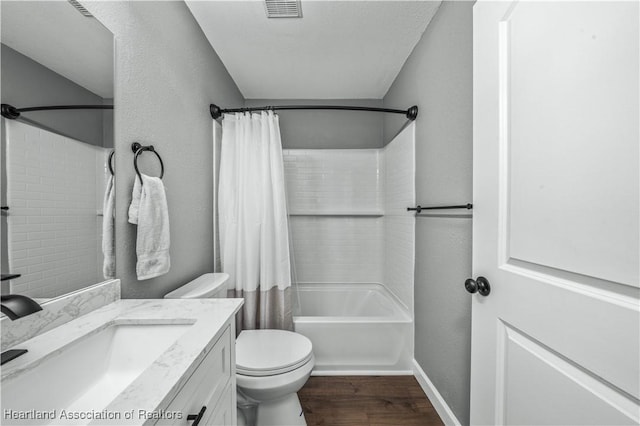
[298,376,444,426]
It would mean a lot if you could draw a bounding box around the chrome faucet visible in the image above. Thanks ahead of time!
[1,294,42,320]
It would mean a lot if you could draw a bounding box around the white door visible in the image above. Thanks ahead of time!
[471,1,640,425]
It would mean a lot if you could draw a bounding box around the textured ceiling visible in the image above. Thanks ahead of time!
[186,1,441,99]
[1,1,113,98]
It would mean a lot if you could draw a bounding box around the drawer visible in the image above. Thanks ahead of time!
[201,382,235,426]
[155,326,232,425]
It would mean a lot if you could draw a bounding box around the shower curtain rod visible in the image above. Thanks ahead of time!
[209,103,418,121]
[1,103,113,120]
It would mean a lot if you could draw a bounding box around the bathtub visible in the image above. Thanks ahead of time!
[293,283,413,375]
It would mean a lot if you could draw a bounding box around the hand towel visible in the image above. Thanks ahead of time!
[128,174,170,280]
[102,175,115,279]
[128,175,142,224]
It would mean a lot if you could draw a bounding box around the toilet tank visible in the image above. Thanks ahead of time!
[164,273,230,299]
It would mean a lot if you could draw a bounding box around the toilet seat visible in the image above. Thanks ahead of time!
[236,330,313,377]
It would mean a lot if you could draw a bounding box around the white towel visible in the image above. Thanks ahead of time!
[102,175,115,279]
[128,174,170,280]
[128,174,142,225]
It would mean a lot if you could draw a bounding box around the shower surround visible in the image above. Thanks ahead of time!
[4,120,110,298]
[213,121,415,373]
[284,123,415,373]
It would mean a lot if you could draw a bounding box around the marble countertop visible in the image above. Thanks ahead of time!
[1,298,243,425]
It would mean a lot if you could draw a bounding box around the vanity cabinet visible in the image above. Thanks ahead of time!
[155,323,236,426]
[207,382,234,425]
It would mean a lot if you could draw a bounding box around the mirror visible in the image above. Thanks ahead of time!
[0,1,114,301]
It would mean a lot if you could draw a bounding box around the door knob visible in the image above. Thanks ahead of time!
[464,276,491,296]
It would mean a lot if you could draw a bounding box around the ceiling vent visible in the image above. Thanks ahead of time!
[265,0,302,18]
[67,0,93,17]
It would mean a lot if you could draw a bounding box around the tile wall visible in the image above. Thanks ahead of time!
[283,123,415,312]
[283,149,383,214]
[284,149,385,284]
[5,120,110,298]
[289,216,384,283]
[383,124,416,311]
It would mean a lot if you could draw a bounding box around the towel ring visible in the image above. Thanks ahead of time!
[108,150,115,176]
[132,142,164,182]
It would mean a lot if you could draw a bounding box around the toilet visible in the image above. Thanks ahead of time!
[164,273,314,426]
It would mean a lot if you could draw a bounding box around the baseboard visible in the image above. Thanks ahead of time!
[412,359,462,426]
[311,369,414,376]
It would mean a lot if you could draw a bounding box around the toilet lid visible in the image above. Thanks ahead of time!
[236,330,313,377]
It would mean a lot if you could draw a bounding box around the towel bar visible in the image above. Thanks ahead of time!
[132,142,164,182]
[407,204,473,213]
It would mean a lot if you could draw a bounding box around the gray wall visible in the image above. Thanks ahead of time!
[245,99,383,149]
[103,99,114,150]
[88,1,243,299]
[383,2,474,424]
[1,44,107,147]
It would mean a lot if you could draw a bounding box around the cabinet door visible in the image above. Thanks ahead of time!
[156,326,232,425]
[202,382,234,426]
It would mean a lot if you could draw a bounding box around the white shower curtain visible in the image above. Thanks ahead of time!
[218,111,292,330]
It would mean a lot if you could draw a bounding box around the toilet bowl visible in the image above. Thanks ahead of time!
[164,274,314,426]
[236,329,314,426]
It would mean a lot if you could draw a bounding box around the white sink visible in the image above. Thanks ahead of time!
[1,322,192,425]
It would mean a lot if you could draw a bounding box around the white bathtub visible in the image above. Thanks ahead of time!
[292,283,413,375]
